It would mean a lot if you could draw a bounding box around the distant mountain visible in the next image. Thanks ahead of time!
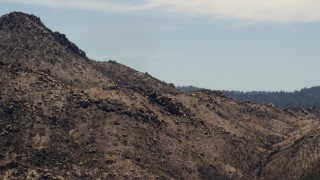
[224,87,320,110]
[2,12,320,179]
[178,86,320,110]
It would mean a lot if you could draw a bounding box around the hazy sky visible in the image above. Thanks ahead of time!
[1,0,320,91]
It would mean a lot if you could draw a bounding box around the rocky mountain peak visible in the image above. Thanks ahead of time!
[0,11,44,30]
[0,12,87,60]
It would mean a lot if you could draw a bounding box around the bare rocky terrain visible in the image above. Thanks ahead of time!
[1,12,320,179]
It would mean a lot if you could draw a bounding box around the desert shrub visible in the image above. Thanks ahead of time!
[30,149,73,169]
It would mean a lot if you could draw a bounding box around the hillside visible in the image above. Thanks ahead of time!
[179,86,320,110]
[225,87,320,110]
[1,12,320,179]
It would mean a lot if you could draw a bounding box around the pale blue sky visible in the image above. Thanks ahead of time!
[1,0,320,91]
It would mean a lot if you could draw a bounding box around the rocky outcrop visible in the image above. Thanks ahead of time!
[148,91,189,116]
[52,32,87,59]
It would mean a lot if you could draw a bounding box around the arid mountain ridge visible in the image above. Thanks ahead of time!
[1,12,320,179]
[179,86,320,111]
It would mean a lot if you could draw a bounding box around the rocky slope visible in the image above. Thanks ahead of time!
[1,12,320,179]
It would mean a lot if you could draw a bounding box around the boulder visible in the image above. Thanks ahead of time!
[79,99,90,108]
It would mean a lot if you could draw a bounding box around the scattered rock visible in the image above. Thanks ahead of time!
[79,99,90,108]
[106,159,115,165]
[267,103,275,108]
[0,130,8,136]
[309,135,314,138]
[97,100,123,112]
[5,124,19,132]
[4,105,14,114]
